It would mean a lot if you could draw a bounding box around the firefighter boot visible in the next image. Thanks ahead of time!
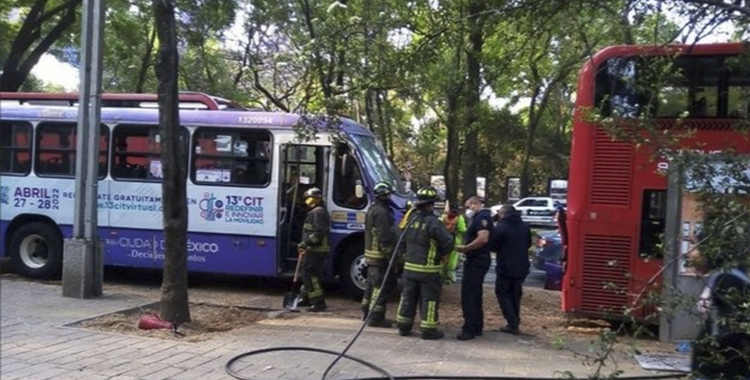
[309,301,327,312]
[420,329,445,340]
[367,317,392,328]
[398,325,412,336]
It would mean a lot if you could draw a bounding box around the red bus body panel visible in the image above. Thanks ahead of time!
[564,43,750,320]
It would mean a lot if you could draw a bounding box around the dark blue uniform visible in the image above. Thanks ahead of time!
[461,209,493,336]
[490,212,531,332]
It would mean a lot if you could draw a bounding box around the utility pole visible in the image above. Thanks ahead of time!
[62,0,105,299]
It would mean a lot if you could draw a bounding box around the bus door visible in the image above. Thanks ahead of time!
[633,189,667,315]
[277,144,330,274]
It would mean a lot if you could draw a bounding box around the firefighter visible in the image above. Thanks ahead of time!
[297,187,331,312]
[396,186,454,340]
[361,182,398,327]
[440,202,467,285]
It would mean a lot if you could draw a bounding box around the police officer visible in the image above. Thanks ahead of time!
[456,196,493,341]
[297,187,331,312]
[396,186,454,340]
[361,182,398,327]
[491,205,531,335]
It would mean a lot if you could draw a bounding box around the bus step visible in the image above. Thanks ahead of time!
[282,257,300,273]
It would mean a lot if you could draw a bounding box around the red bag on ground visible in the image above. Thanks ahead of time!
[138,314,173,330]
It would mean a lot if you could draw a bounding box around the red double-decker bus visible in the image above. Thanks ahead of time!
[563,43,750,320]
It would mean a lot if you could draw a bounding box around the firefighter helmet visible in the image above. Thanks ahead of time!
[303,187,323,198]
[414,186,439,206]
[373,182,393,197]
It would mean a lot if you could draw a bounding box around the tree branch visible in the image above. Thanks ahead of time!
[253,69,290,112]
[681,0,750,16]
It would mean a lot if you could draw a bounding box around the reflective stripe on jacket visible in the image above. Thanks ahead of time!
[364,200,397,263]
[402,210,454,275]
[301,206,330,253]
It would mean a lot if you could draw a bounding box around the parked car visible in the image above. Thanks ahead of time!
[532,229,563,271]
[513,197,561,227]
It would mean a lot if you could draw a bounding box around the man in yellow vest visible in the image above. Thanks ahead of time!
[440,202,466,284]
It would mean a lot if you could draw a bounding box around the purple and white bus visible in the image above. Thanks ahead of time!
[0,95,409,297]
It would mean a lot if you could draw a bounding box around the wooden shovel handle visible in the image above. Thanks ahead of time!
[292,250,304,283]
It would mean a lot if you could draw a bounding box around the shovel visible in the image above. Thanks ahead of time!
[283,249,304,311]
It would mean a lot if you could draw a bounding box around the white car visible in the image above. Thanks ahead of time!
[492,197,560,227]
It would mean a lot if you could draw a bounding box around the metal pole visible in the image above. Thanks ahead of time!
[660,160,683,342]
[72,0,94,240]
[63,0,105,299]
[84,0,104,240]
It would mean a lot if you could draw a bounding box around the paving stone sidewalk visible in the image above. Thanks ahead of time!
[1,278,663,380]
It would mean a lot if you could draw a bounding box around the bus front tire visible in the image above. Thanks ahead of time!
[9,222,63,279]
[338,244,366,299]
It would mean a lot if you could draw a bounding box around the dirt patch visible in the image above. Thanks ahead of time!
[438,283,567,339]
[74,303,276,342]
[3,270,674,352]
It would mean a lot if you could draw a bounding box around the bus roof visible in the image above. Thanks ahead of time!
[580,42,747,78]
[0,105,372,135]
[0,91,247,110]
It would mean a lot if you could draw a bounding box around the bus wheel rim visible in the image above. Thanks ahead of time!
[350,254,367,291]
[19,234,48,269]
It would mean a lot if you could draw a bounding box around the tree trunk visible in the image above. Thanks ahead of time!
[444,90,461,205]
[0,0,80,92]
[519,84,541,199]
[299,0,331,99]
[461,0,485,199]
[154,0,190,326]
[134,27,157,93]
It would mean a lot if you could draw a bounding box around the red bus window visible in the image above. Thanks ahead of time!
[726,59,750,119]
[0,121,32,175]
[639,190,667,258]
[596,55,744,119]
[111,124,187,181]
[35,122,109,178]
[191,128,271,187]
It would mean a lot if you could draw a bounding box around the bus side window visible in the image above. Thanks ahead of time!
[333,152,366,209]
[0,121,32,175]
[191,128,271,187]
[726,62,750,119]
[112,124,188,181]
[35,122,109,178]
[639,190,667,259]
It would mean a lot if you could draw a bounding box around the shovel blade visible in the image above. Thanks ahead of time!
[283,292,300,312]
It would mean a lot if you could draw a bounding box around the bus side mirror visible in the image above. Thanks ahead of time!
[355,181,364,199]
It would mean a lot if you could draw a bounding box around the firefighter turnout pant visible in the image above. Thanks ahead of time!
[396,272,442,333]
[361,264,391,321]
[300,253,327,305]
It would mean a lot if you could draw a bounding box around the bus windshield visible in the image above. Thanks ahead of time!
[350,134,408,195]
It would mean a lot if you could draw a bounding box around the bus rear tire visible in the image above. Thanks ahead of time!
[9,222,63,279]
[338,242,366,299]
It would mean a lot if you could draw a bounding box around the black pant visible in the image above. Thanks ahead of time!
[495,275,524,329]
[397,272,442,332]
[362,264,391,320]
[461,254,491,334]
[300,253,327,304]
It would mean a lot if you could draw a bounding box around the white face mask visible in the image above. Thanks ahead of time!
[465,209,475,219]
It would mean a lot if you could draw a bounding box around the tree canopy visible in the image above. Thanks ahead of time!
[1,0,748,202]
